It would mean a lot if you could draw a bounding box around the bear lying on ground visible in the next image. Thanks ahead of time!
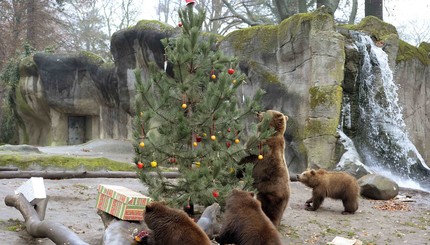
[215,189,282,245]
[144,201,211,245]
[296,169,360,214]
[239,110,290,227]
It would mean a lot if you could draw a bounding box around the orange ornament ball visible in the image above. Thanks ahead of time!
[181,103,187,109]
[258,155,264,160]
[210,135,216,141]
[234,139,240,144]
[211,74,216,80]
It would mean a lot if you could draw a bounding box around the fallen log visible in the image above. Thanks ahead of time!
[0,170,181,179]
[5,193,89,245]
[98,210,154,245]
[0,166,18,171]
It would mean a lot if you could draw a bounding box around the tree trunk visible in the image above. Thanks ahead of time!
[0,170,181,179]
[98,210,154,245]
[316,0,341,15]
[348,0,358,24]
[365,0,383,20]
[26,0,36,47]
[5,193,89,245]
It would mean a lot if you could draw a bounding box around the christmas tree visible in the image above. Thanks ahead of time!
[133,3,272,208]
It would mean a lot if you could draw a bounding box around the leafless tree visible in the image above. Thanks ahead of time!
[397,20,430,46]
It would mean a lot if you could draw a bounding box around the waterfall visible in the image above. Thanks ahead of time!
[349,32,430,191]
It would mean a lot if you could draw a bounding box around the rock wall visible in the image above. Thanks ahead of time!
[219,9,345,173]
[16,52,129,145]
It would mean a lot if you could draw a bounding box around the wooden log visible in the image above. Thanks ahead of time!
[0,171,181,179]
[4,193,89,245]
[98,210,155,245]
[0,166,18,171]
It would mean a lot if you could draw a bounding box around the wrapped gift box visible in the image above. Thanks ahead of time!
[96,184,151,221]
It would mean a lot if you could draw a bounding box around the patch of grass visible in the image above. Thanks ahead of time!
[281,224,300,239]
[4,219,25,232]
[0,154,135,171]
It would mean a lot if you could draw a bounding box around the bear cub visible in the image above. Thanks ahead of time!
[144,201,211,245]
[297,169,360,214]
[239,110,290,227]
[215,189,282,245]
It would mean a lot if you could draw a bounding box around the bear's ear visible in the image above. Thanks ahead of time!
[249,192,255,197]
[310,169,316,175]
[284,115,289,122]
[145,202,154,212]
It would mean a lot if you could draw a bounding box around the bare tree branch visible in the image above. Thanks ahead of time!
[5,193,89,245]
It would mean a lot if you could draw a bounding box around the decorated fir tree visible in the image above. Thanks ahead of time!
[133,4,272,208]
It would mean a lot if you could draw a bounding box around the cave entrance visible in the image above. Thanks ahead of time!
[68,116,86,145]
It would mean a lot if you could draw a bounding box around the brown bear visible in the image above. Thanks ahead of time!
[239,110,291,227]
[215,189,282,245]
[296,169,360,214]
[144,201,211,245]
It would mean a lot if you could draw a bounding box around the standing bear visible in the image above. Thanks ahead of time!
[296,169,360,214]
[240,110,291,227]
[144,201,211,245]
[215,189,282,245]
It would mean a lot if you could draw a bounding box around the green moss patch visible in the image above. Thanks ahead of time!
[309,85,343,110]
[397,40,430,65]
[341,16,397,41]
[0,154,135,171]
[134,20,175,33]
[225,25,278,54]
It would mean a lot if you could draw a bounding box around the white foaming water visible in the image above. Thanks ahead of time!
[348,33,430,191]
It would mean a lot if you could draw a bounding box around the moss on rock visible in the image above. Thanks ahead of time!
[134,20,175,33]
[341,16,397,41]
[225,25,278,54]
[309,85,343,110]
[397,40,430,65]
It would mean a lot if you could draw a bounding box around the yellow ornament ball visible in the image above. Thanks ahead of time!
[258,155,264,160]
[139,142,145,148]
[150,161,157,167]
[211,74,216,80]
[229,167,235,173]
[234,138,240,144]
[202,133,207,137]
[210,135,216,141]
[195,161,201,168]
[181,103,187,109]
[232,79,237,84]
[193,142,198,147]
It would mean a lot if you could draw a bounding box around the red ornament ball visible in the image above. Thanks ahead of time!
[226,141,231,148]
[212,190,219,198]
[137,162,144,169]
[178,22,183,27]
[228,68,235,75]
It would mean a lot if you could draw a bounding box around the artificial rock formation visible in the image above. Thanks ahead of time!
[13,10,430,177]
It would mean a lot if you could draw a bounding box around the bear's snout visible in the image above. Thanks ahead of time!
[296,174,300,180]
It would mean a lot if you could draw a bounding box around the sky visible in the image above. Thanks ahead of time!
[134,0,430,45]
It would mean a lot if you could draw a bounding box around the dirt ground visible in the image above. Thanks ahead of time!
[0,140,429,245]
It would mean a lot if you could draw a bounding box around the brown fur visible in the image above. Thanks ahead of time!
[215,189,282,245]
[296,169,360,214]
[144,201,211,245]
[240,110,291,227]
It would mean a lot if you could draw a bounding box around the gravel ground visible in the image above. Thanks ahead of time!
[0,140,429,245]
